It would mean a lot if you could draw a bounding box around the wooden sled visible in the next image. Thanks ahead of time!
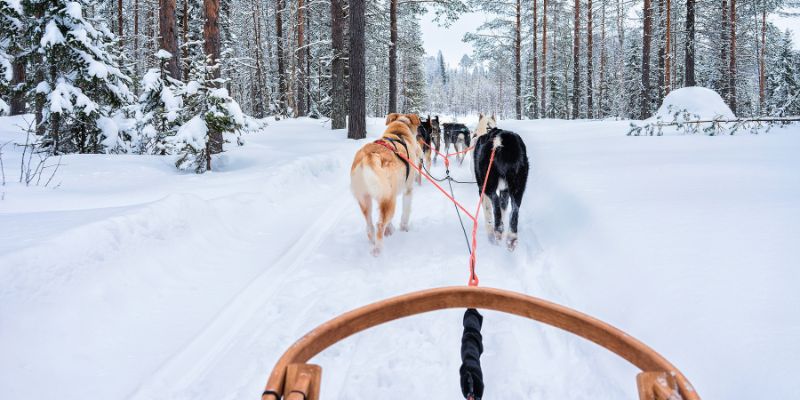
[260,286,700,400]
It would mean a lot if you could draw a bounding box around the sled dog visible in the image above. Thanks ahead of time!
[472,113,530,251]
[350,113,422,256]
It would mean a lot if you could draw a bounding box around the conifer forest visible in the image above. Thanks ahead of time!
[1,0,799,170]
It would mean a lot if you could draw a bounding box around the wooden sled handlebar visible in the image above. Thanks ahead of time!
[261,286,700,400]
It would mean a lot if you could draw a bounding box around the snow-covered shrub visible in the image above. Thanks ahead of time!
[160,40,244,173]
[135,50,186,154]
[24,0,133,154]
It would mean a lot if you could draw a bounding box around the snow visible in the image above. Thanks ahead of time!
[156,49,173,60]
[0,115,798,400]
[40,20,65,48]
[160,84,183,122]
[174,115,208,149]
[650,86,736,122]
[1,0,22,14]
[64,1,83,20]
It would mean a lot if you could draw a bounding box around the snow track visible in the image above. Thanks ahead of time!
[131,194,351,399]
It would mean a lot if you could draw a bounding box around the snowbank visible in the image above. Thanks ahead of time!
[650,86,736,122]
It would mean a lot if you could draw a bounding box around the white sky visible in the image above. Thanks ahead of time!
[420,10,483,67]
[421,8,800,65]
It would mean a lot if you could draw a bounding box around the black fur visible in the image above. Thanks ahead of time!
[443,123,470,161]
[429,116,442,161]
[473,127,530,249]
[443,123,470,148]
[417,118,432,144]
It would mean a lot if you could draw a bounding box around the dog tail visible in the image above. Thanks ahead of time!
[351,153,386,200]
[492,135,503,150]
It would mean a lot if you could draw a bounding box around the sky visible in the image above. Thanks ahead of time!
[421,8,800,67]
[420,10,482,67]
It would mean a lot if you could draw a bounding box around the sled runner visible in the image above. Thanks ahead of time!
[260,286,700,400]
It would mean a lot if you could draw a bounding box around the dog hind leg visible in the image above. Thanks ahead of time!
[400,187,413,232]
[491,192,505,243]
[358,196,375,245]
[481,194,495,243]
[507,190,523,251]
[373,198,396,256]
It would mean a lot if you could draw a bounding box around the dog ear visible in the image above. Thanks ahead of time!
[491,113,497,122]
[479,113,484,120]
[406,114,421,127]
[385,113,400,125]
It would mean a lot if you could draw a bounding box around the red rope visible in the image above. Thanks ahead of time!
[420,140,476,170]
[374,139,496,287]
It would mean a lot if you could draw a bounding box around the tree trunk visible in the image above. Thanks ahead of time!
[118,0,124,38]
[587,0,594,118]
[159,0,181,79]
[541,0,547,117]
[641,0,653,119]
[532,0,538,118]
[182,0,189,81]
[133,0,140,92]
[759,8,766,111]
[599,0,606,117]
[147,0,155,66]
[572,0,580,119]
[728,0,736,114]
[331,0,347,129]
[305,3,311,113]
[204,0,223,160]
[657,0,665,101]
[664,0,671,95]
[515,0,522,120]
[276,0,287,116]
[296,0,307,116]
[10,60,26,115]
[720,0,728,100]
[388,0,398,113]
[684,0,695,86]
[348,0,366,139]
[253,1,266,118]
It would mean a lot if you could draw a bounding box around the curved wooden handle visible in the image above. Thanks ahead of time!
[261,286,700,400]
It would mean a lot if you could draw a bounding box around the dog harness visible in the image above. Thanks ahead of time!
[375,135,411,180]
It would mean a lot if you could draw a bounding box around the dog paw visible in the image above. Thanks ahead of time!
[506,233,518,252]
[371,247,381,257]
[384,223,395,237]
[494,230,504,243]
[507,238,518,252]
[400,223,410,232]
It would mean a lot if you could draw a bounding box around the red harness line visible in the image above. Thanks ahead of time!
[420,140,475,170]
[375,139,496,287]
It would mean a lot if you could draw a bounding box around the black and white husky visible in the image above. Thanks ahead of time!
[472,114,530,251]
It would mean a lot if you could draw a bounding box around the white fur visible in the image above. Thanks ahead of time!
[493,136,503,149]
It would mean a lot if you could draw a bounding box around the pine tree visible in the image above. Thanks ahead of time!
[0,0,22,115]
[164,41,244,173]
[24,0,134,154]
[137,50,185,154]
[766,31,800,116]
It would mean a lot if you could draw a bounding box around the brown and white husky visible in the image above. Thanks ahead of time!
[350,113,422,256]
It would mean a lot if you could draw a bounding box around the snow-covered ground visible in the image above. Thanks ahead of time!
[1,115,798,400]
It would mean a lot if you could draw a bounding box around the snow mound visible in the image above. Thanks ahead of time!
[651,87,736,122]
